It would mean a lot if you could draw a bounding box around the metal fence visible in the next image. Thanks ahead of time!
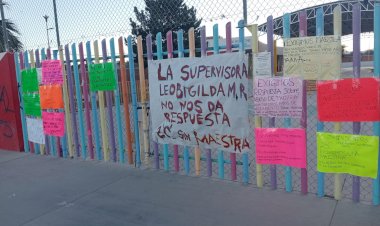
[4,0,380,206]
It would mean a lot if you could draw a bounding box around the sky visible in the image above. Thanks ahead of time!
[3,0,375,53]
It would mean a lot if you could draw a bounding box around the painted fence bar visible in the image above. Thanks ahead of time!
[110,38,124,164]
[373,2,380,206]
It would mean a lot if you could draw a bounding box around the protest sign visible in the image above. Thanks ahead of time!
[253,77,304,118]
[26,117,45,144]
[22,94,41,117]
[148,52,251,153]
[255,128,307,168]
[317,132,379,178]
[89,63,116,91]
[42,112,65,137]
[21,68,39,93]
[283,35,341,80]
[42,60,63,84]
[317,78,380,121]
[39,85,64,109]
[253,52,272,77]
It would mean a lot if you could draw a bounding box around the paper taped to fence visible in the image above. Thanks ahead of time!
[283,35,341,80]
[26,117,45,144]
[42,112,65,137]
[148,52,251,153]
[317,78,380,121]
[42,60,63,84]
[317,132,379,178]
[253,52,272,77]
[255,128,307,168]
[88,63,116,91]
[253,77,304,118]
[21,68,39,93]
[39,85,64,109]
[22,94,41,117]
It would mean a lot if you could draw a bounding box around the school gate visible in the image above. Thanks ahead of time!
[10,2,380,206]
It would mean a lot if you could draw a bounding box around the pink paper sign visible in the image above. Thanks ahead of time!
[42,60,63,84]
[253,77,304,118]
[255,128,307,168]
[42,112,65,137]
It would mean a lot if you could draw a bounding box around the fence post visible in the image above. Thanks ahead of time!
[372,1,380,206]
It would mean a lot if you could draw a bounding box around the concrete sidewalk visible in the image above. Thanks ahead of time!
[0,150,379,226]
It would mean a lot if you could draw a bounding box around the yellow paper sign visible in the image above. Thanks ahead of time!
[283,35,341,80]
[317,132,379,179]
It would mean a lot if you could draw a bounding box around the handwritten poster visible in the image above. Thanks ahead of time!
[21,68,39,92]
[148,52,251,152]
[317,132,379,178]
[253,52,272,77]
[89,63,116,91]
[255,128,307,168]
[39,85,64,109]
[22,94,41,117]
[26,117,45,144]
[283,35,341,80]
[42,112,65,137]
[42,60,63,84]
[253,77,304,118]
[317,78,380,121]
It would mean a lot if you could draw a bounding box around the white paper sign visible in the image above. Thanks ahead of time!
[253,77,304,118]
[253,52,272,77]
[148,52,251,153]
[26,117,45,144]
[36,68,42,83]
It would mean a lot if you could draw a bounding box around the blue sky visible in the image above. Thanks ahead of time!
[3,0,374,52]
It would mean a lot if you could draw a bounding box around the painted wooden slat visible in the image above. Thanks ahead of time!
[79,42,94,159]
[118,37,134,165]
[373,2,380,206]
[127,35,142,167]
[200,26,212,177]
[40,48,52,156]
[101,39,117,162]
[226,22,237,181]
[155,32,169,171]
[352,3,361,203]
[110,38,124,163]
[315,8,325,197]
[137,36,150,166]
[14,52,29,153]
[59,46,71,158]
[166,30,179,172]
[29,49,43,155]
[64,44,80,157]
[71,43,87,159]
[333,6,343,201]
[247,23,263,187]
[146,34,159,169]
[238,20,249,184]
[267,16,277,189]
[282,13,293,192]
[86,41,102,160]
[299,10,308,195]
[175,29,191,175]
[94,40,109,161]
[213,23,225,180]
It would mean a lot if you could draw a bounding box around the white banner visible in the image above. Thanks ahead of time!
[148,52,251,153]
[26,117,45,144]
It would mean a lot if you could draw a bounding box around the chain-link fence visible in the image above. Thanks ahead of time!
[6,0,378,205]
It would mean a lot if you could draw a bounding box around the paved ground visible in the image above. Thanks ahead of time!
[1,150,379,226]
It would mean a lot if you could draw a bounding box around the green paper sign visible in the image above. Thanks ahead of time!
[21,68,39,93]
[23,94,42,117]
[89,63,116,91]
[317,132,379,179]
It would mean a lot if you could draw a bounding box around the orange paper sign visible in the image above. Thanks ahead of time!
[39,85,64,109]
